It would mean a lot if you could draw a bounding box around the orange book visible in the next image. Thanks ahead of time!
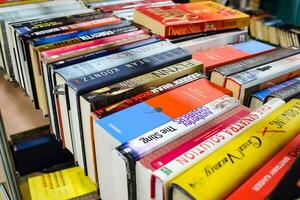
[227,134,300,200]
[133,1,249,38]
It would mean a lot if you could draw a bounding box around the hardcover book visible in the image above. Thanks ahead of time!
[169,99,300,200]
[93,79,232,200]
[249,76,300,109]
[266,81,300,102]
[227,133,300,200]
[77,60,202,183]
[192,39,276,74]
[225,54,300,105]
[44,37,159,151]
[133,1,249,37]
[210,48,300,87]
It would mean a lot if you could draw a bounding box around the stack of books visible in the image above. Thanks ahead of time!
[0,1,300,200]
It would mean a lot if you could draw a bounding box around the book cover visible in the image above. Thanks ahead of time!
[211,48,300,87]
[169,99,300,200]
[227,134,300,200]
[68,48,192,94]
[28,167,97,200]
[266,81,300,102]
[193,39,276,74]
[134,1,249,37]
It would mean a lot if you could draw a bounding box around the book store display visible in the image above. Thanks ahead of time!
[0,0,299,200]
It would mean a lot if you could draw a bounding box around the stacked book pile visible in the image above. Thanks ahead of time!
[0,0,300,200]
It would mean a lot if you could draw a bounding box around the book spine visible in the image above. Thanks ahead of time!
[118,96,240,160]
[178,30,248,54]
[227,134,300,200]
[92,73,205,119]
[170,99,300,200]
[32,20,132,47]
[152,99,285,183]
[42,29,147,57]
[69,47,192,93]
[216,48,300,76]
[165,18,249,38]
[55,40,177,80]
[30,16,121,38]
[50,36,161,70]
[267,81,300,101]
[39,26,138,53]
[251,77,300,102]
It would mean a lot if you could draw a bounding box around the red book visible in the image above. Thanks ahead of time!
[227,134,300,200]
[134,1,249,38]
[192,39,276,74]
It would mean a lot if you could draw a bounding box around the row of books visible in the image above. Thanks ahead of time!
[250,13,300,48]
[1,0,300,200]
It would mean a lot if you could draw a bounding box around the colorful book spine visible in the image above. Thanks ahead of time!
[169,99,300,200]
[250,76,300,103]
[117,96,239,160]
[54,40,178,80]
[68,47,192,93]
[227,134,300,200]
[29,16,121,38]
[42,28,147,57]
[31,20,132,47]
[151,98,284,200]
[266,81,300,101]
[91,73,205,119]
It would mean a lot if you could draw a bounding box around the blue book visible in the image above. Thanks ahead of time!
[13,136,51,151]
[249,76,300,108]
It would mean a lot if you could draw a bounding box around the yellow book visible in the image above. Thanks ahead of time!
[29,167,97,200]
[170,99,300,200]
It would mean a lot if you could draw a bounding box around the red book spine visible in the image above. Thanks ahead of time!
[227,134,300,200]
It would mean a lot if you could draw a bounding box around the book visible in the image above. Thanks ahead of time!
[90,72,205,182]
[266,81,300,102]
[54,40,175,169]
[227,133,300,200]
[210,48,300,87]
[0,1,86,80]
[268,156,300,199]
[250,76,300,109]
[44,37,160,151]
[30,25,139,117]
[169,99,300,200]
[225,54,300,105]
[76,60,202,183]
[28,167,98,200]
[133,1,249,38]
[134,105,251,200]
[192,39,276,74]
[93,79,232,200]
[177,29,248,54]
[152,98,284,200]
[66,48,192,174]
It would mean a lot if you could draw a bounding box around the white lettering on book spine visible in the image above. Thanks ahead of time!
[55,41,176,80]
[153,98,285,183]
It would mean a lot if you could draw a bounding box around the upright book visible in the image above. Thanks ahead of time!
[133,1,249,38]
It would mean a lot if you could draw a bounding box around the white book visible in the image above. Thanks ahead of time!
[225,53,300,105]
[152,98,284,200]
[176,29,248,54]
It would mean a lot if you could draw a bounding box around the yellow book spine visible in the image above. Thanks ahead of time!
[171,99,300,200]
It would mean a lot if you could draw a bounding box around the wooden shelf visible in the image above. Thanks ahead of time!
[0,75,48,139]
